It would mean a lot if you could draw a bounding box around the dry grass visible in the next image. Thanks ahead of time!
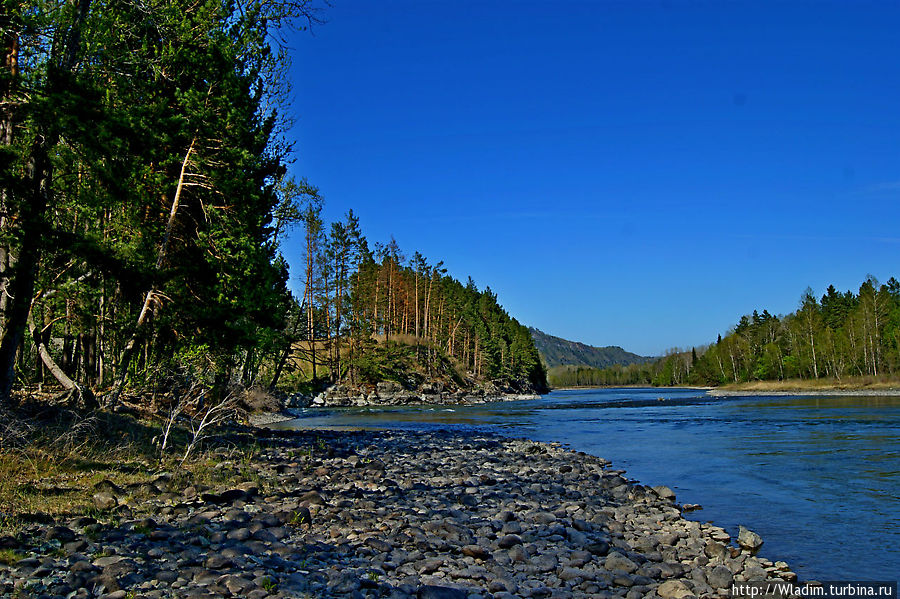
[285,334,430,381]
[0,397,269,536]
[239,387,282,413]
[720,375,900,392]
[0,449,152,534]
[0,548,25,565]
[0,401,160,532]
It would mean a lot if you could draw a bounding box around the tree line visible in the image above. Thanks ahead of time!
[270,200,548,393]
[549,276,900,388]
[0,1,546,408]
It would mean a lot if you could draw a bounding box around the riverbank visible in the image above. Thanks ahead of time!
[290,379,542,409]
[552,381,900,396]
[2,426,801,598]
[551,386,712,392]
[709,388,900,397]
[711,377,900,396]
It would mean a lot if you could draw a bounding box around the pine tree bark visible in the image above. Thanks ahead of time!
[0,135,51,403]
[1,0,92,401]
[269,307,303,390]
[0,28,17,327]
[107,139,195,406]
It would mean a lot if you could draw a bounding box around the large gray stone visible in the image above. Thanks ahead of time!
[605,552,638,574]
[559,567,587,581]
[704,540,729,561]
[92,492,118,511]
[376,381,403,395]
[417,585,467,599]
[497,534,522,549]
[531,553,558,573]
[652,486,676,501]
[737,526,764,553]
[657,580,694,599]
[204,554,232,569]
[44,525,76,542]
[706,564,734,589]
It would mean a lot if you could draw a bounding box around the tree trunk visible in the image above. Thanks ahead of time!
[373,274,379,335]
[334,279,341,383]
[715,352,726,382]
[0,29,17,328]
[269,307,303,390]
[30,319,67,390]
[728,347,738,382]
[0,136,50,403]
[303,216,318,382]
[414,265,420,345]
[323,261,331,379]
[0,0,93,404]
[386,260,392,342]
[107,140,194,406]
[26,311,96,409]
[808,331,819,379]
[97,279,106,386]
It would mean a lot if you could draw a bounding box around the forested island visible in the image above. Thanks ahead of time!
[548,277,900,389]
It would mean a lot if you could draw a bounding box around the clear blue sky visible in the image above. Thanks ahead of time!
[281,1,900,357]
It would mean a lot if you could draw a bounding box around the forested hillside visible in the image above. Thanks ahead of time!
[529,328,649,369]
[562,276,900,388]
[0,1,546,408]
[276,208,549,394]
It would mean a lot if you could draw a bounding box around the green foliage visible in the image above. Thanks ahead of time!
[0,549,24,566]
[261,577,279,593]
[1,0,315,400]
[277,223,549,393]
[0,0,546,402]
[548,363,653,387]
[349,343,414,385]
[572,275,900,387]
[132,524,153,536]
[347,341,465,389]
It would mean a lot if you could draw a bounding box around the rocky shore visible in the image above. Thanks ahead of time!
[286,380,541,409]
[2,429,799,598]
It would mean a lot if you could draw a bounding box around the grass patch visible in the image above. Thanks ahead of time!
[720,375,900,392]
[0,549,24,565]
[261,576,278,593]
[0,406,163,534]
[0,397,276,535]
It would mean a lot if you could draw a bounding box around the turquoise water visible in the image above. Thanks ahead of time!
[273,388,900,581]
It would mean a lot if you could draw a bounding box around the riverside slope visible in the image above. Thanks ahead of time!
[290,380,542,409]
[3,429,797,598]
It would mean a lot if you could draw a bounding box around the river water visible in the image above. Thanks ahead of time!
[273,387,900,581]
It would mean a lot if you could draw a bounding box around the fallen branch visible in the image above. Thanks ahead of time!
[180,390,238,465]
[26,311,97,411]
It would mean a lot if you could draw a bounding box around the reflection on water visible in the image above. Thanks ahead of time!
[274,388,900,581]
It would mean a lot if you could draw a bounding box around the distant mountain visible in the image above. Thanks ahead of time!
[529,327,651,369]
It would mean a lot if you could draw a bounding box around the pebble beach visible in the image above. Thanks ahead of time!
[2,428,799,598]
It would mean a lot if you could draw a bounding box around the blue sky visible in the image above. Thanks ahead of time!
[281,1,900,356]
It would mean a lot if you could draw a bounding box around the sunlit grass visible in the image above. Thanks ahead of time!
[721,375,900,392]
[0,403,274,535]
[0,548,25,565]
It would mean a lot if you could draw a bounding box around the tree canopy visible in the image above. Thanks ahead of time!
[552,276,900,388]
[0,1,547,404]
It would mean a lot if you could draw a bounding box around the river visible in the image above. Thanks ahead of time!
[272,387,900,581]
